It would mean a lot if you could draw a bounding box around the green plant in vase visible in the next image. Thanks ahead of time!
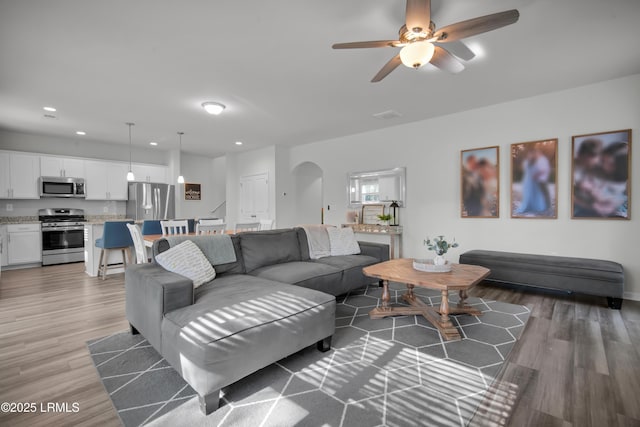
[377,213,392,225]
[424,235,459,265]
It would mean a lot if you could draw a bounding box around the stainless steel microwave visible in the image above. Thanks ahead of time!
[39,176,86,198]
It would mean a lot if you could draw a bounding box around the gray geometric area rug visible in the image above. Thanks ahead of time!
[87,282,530,427]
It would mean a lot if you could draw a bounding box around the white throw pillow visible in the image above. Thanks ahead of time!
[327,227,361,256]
[155,240,216,288]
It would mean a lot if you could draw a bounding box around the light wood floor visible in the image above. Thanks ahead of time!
[1,263,639,427]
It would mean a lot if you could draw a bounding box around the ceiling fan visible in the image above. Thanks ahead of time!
[332,0,519,82]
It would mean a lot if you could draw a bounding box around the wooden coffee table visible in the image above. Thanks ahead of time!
[363,258,490,340]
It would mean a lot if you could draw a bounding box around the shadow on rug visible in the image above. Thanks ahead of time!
[87,283,530,427]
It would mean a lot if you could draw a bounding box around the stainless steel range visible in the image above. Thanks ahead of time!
[39,208,86,266]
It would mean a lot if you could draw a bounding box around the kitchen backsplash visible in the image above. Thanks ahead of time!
[0,199,126,217]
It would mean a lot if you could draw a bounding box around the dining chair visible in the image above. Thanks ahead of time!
[198,218,224,225]
[126,223,149,264]
[233,222,260,233]
[195,223,227,235]
[141,219,162,236]
[160,219,189,235]
[259,219,274,231]
[95,220,134,280]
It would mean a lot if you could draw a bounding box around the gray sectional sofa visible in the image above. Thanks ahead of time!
[125,227,389,414]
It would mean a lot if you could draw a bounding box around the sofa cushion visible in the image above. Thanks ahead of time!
[155,240,216,288]
[239,229,302,273]
[249,261,343,295]
[164,274,334,344]
[313,254,379,270]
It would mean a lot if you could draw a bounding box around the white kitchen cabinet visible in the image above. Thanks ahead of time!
[0,225,8,268]
[40,156,85,178]
[6,223,41,265]
[131,163,167,183]
[84,160,129,200]
[0,151,40,199]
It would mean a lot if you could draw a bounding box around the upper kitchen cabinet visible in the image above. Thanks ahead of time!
[84,160,129,200]
[0,151,40,199]
[132,163,168,183]
[40,156,85,178]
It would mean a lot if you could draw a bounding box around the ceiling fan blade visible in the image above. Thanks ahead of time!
[405,0,431,33]
[434,9,519,43]
[430,46,464,73]
[332,40,400,49]
[438,40,475,61]
[371,54,402,82]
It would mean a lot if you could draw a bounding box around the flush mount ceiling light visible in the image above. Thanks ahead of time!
[202,102,226,115]
[76,131,86,136]
[126,122,135,181]
[149,141,158,146]
[43,106,56,112]
[235,141,243,146]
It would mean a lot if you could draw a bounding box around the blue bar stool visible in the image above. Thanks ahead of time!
[95,221,134,280]
[141,220,162,236]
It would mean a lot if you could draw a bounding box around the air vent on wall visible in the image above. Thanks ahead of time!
[372,110,402,120]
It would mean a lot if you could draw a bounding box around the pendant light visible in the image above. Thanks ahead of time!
[177,131,185,184]
[126,122,135,181]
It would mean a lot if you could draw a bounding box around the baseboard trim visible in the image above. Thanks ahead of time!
[623,291,640,302]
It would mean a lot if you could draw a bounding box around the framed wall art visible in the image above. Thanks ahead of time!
[361,204,384,224]
[461,146,499,218]
[571,129,631,220]
[184,182,201,201]
[510,139,558,219]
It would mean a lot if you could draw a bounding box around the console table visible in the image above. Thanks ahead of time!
[341,224,403,259]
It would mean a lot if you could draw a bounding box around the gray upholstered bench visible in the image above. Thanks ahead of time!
[459,250,624,309]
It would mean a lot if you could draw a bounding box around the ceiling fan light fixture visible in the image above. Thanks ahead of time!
[400,41,435,69]
[202,102,226,115]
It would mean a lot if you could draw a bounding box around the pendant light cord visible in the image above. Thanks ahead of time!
[177,132,185,184]
[126,122,135,170]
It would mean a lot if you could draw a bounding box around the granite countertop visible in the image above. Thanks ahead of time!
[85,215,130,225]
[0,216,40,224]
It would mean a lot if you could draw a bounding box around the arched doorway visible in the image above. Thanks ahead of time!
[291,161,323,224]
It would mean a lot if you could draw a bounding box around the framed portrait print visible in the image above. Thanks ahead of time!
[184,182,201,200]
[461,146,499,218]
[571,129,631,220]
[510,139,558,219]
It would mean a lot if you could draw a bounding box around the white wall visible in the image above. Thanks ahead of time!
[286,74,640,299]
[225,146,276,228]
[176,153,226,219]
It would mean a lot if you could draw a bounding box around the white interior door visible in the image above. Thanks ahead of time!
[239,173,269,222]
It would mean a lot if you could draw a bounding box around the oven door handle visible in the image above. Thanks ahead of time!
[42,225,86,231]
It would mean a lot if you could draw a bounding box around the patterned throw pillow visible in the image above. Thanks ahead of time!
[155,240,216,288]
[327,227,361,256]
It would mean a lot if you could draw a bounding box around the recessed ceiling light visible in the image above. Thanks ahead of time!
[235,141,243,146]
[202,102,226,115]
[149,141,158,146]
[43,106,56,112]
[76,131,86,136]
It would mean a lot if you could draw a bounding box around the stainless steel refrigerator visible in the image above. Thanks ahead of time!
[126,182,175,221]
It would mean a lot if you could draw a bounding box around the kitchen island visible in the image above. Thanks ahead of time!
[84,218,131,278]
